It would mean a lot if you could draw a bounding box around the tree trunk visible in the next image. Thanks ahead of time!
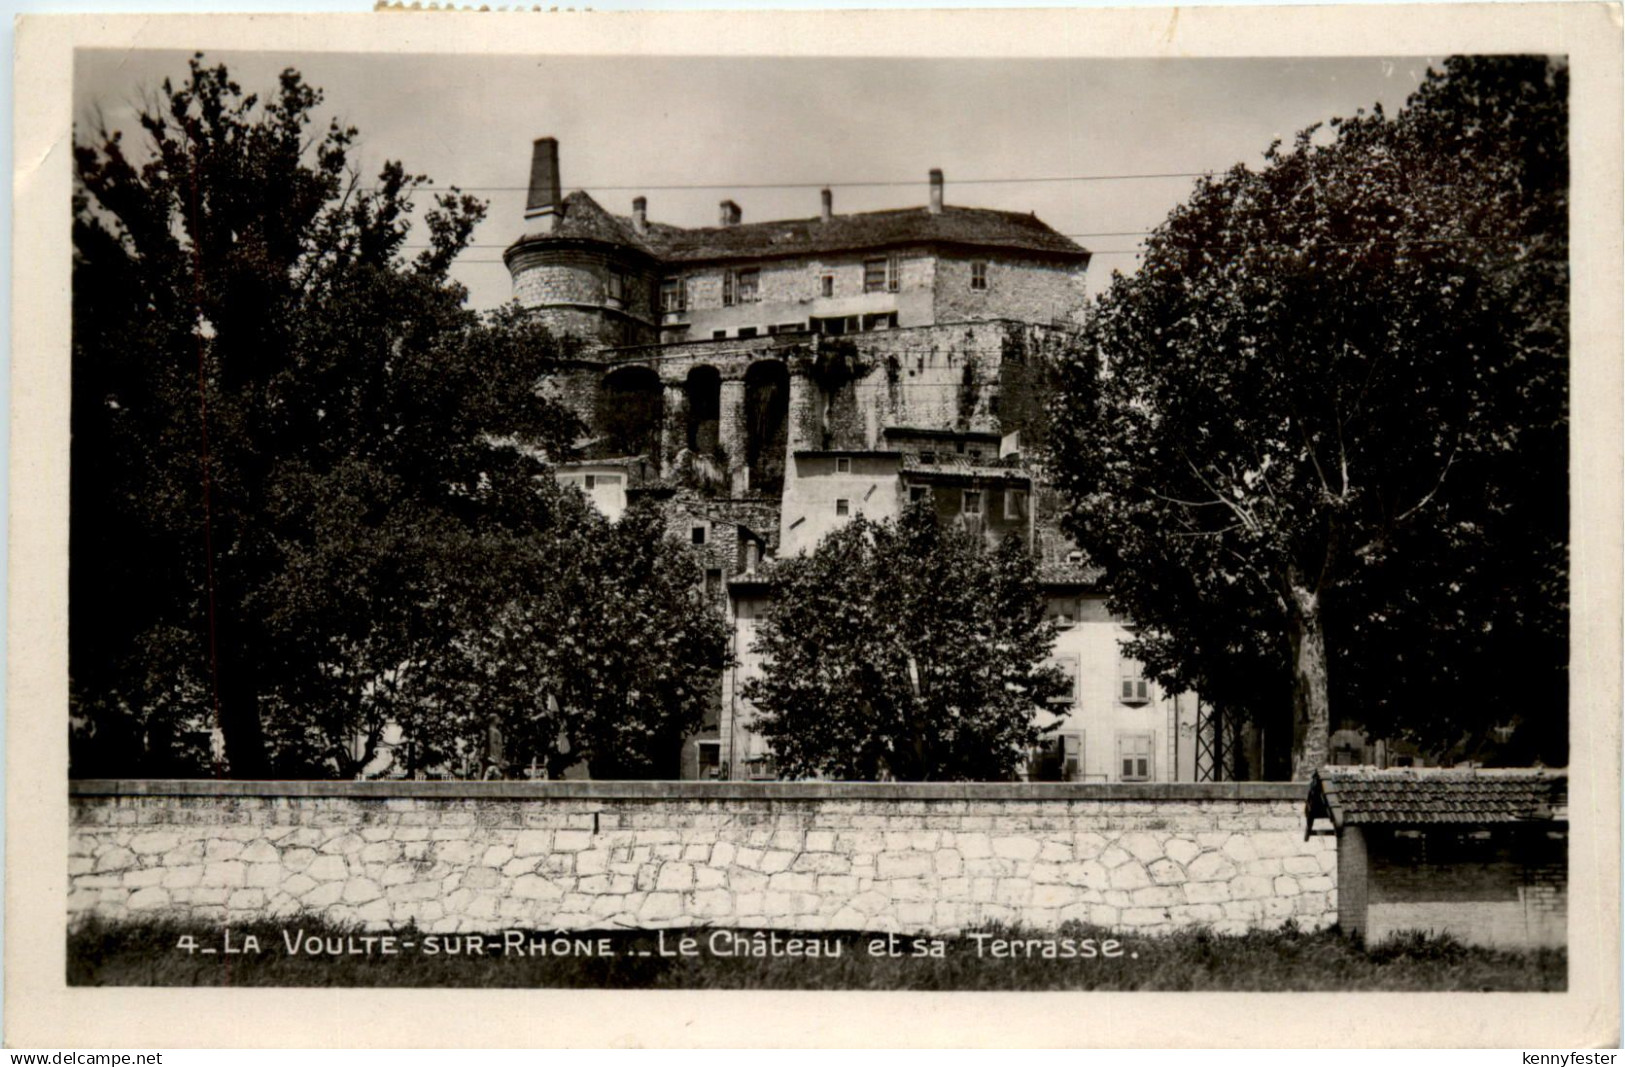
[211,600,270,778]
[1286,580,1331,781]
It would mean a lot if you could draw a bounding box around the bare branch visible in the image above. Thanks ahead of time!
[1177,449,1262,534]
[1395,448,1458,524]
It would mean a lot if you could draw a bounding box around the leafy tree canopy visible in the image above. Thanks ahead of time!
[742,505,1067,781]
[71,56,728,779]
[1048,56,1568,777]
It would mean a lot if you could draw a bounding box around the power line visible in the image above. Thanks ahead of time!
[398,229,1158,251]
[437,251,1150,264]
[374,172,1209,193]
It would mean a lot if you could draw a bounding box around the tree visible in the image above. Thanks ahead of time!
[742,505,1067,781]
[424,493,732,781]
[1048,56,1568,778]
[71,56,730,778]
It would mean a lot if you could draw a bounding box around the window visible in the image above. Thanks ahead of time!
[724,268,759,306]
[1120,661,1150,705]
[836,457,852,473]
[584,474,597,490]
[1005,489,1029,521]
[820,274,834,298]
[968,448,982,461]
[963,490,983,516]
[703,568,722,599]
[813,315,860,336]
[1059,732,1083,782]
[607,270,626,306]
[909,486,930,504]
[660,278,686,313]
[919,451,936,465]
[691,525,708,545]
[1046,655,1080,705]
[713,330,727,340]
[1029,732,1084,783]
[971,261,989,290]
[835,499,850,517]
[1118,733,1153,782]
[737,327,758,339]
[887,254,900,293]
[768,322,804,335]
[863,258,888,293]
[862,312,897,332]
[696,741,722,780]
[1047,597,1076,628]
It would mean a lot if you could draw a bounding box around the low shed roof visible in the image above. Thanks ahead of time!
[1306,767,1567,833]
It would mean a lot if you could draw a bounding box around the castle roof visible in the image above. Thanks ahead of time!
[507,190,1091,265]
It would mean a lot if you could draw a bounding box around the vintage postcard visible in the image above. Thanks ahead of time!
[9,4,1622,1049]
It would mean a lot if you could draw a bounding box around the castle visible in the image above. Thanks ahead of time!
[507,137,1210,783]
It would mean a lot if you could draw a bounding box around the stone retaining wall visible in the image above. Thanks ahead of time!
[69,781,1335,936]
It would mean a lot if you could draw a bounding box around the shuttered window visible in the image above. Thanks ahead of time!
[1118,733,1153,782]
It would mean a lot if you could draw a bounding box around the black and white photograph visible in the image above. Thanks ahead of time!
[9,4,1622,1049]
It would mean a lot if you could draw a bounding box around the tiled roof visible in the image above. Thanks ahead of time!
[1308,768,1568,829]
[510,191,649,252]
[508,192,1090,264]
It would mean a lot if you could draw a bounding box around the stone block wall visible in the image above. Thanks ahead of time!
[70,781,1334,937]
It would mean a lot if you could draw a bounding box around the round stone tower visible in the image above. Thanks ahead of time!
[503,137,661,350]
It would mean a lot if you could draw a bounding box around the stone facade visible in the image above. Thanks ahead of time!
[932,253,1085,326]
[71,781,1336,936]
[503,142,1236,784]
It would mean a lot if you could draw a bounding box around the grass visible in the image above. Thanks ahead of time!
[68,915,1565,991]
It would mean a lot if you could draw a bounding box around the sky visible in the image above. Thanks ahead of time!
[74,51,1439,310]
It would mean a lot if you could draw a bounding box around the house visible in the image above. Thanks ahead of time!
[1305,767,1568,948]
[508,136,1215,782]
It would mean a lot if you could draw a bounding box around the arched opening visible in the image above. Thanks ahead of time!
[686,365,722,457]
[743,360,790,498]
[596,365,664,465]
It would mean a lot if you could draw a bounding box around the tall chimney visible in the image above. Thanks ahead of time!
[719,199,742,227]
[632,196,648,235]
[928,168,944,215]
[525,137,562,221]
[820,187,833,224]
